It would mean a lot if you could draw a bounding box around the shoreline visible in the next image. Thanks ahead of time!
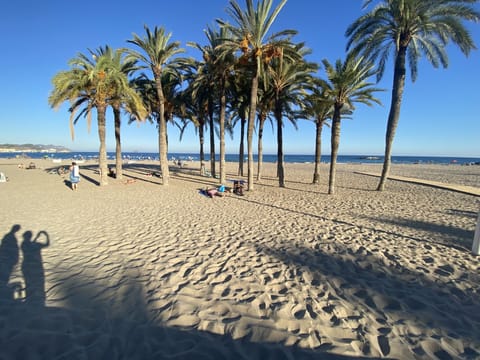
[1,158,479,359]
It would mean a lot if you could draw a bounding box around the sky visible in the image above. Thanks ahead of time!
[0,0,479,157]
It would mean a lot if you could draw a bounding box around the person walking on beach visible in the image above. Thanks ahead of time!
[70,162,80,190]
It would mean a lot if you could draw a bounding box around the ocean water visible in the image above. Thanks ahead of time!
[1,151,479,165]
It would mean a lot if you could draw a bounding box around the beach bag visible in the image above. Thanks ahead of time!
[0,172,6,182]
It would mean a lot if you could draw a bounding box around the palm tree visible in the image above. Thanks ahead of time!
[229,73,251,176]
[127,26,185,186]
[218,0,296,191]
[49,50,132,186]
[346,0,480,191]
[131,71,183,169]
[322,54,382,195]
[179,63,209,172]
[301,80,333,184]
[266,51,317,187]
[255,83,275,181]
[185,54,218,177]
[189,26,236,185]
[91,46,146,181]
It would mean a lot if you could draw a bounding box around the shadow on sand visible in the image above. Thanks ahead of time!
[252,240,480,359]
[0,224,389,359]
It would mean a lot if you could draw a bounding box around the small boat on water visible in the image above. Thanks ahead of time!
[360,156,381,160]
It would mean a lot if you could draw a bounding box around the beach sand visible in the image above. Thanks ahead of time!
[0,158,479,359]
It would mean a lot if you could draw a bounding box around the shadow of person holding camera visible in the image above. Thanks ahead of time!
[0,225,21,302]
[21,230,50,306]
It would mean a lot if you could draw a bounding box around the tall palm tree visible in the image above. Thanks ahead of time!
[185,54,218,178]
[49,50,133,186]
[127,26,185,186]
[301,79,333,184]
[346,0,479,191]
[218,0,296,191]
[179,62,209,172]
[266,52,317,187]
[229,73,251,176]
[131,71,184,168]
[255,83,275,181]
[189,26,236,185]
[322,54,382,195]
[91,46,146,181]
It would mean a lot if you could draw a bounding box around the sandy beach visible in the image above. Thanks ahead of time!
[0,158,479,359]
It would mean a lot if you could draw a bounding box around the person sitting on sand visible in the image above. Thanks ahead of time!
[233,180,244,195]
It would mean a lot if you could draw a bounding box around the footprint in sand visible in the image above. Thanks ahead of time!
[434,264,455,277]
[306,303,317,319]
[377,335,390,356]
[293,306,306,320]
[423,256,435,264]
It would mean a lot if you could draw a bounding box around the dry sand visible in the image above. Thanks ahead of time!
[0,158,479,359]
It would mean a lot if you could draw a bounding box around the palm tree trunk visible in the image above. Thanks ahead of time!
[157,120,162,170]
[377,47,407,191]
[97,103,108,186]
[113,106,123,181]
[209,108,216,179]
[276,107,285,188]
[312,117,323,184]
[238,115,246,176]
[247,72,259,191]
[155,76,169,185]
[219,78,226,184]
[256,117,265,181]
[199,122,205,173]
[328,107,342,195]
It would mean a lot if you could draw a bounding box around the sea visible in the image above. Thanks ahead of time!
[1,152,479,165]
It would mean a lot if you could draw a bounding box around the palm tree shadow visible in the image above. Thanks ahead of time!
[253,241,480,357]
[79,172,100,186]
[361,215,474,250]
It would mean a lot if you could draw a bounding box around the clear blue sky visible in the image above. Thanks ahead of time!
[1,0,479,157]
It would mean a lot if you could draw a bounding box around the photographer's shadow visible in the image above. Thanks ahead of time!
[21,230,49,306]
[0,225,21,302]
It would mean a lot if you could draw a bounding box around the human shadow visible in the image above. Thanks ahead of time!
[21,230,49,306]
[0,224,21,302]
[0,269,388,359]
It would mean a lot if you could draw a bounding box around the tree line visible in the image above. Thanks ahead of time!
[48,0,479,193]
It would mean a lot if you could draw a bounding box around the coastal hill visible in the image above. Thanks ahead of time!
[0,143,71,153]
